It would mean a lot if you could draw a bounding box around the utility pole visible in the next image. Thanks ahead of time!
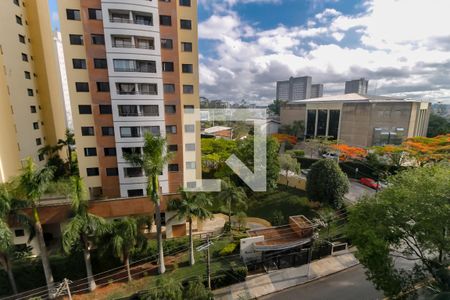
[196,234,213,289]
[54,278,72,300]
[64,278,72,300]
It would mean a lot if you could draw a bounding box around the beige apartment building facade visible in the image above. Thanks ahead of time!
[281,93,431,147]
[58,0,201,199]
[0,0,66,183]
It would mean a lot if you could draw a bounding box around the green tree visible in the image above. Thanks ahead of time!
[62,176,109,291]
[347,164,450,298]
[38,145,66,179]
[168,190,212,266]
[183,277,213,300]
[124,133,170,274]
[427,112,450,137]
[279,153,300,187]
[280,121,305,138]
[141,277,183,300]
[13,158,56,297]
[268,99,286,115]
[218,179,247,228]
[57,129,77,176]
[306,159,349,208]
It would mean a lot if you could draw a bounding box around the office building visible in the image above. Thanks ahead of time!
[345,78,369,94]
[281,93,431,147]
[276,76,312,101]
[58,0,201,199]
[310,83,323,98]
[0,0,66,183]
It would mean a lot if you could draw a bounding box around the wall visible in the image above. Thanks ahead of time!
[280,104,306,127]
[278,174,306,191]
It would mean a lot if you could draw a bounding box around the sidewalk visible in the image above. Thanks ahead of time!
[214,252,359,300]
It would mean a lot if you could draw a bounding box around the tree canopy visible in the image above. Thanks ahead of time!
[427,112,450,137]
[347,164,450,298]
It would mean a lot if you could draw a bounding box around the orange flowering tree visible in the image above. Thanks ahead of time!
[271,133,297,145]
[330,144,368,161]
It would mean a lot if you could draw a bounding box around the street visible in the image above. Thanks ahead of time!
[260,265,383,300]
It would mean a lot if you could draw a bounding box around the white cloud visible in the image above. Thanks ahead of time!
[198,0,450,103]
[51,11,59,23]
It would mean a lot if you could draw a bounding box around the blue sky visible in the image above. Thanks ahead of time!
[49,0,450,103]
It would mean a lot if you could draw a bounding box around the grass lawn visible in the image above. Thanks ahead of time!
[246,185,317,224]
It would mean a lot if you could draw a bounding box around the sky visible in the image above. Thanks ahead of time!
[49,0,450,104]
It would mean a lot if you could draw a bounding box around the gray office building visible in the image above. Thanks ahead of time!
[311,84,324,98]
[345,78,369,94]
[276,76,312,101]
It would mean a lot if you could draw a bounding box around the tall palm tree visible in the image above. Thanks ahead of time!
[57,129,77,176]
[0,186,17,295]
[168,189,212,266]
[124,133,171,274]
[62,176,109,291]
[14,158,55,297]
[217,179,247,228]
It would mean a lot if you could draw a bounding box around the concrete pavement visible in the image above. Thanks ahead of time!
[213,252,360,300]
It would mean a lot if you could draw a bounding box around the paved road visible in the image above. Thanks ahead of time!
[260,265,383,300]
[345,180,375,204]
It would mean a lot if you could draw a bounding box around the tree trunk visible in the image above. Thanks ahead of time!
[0,254,18,294]
[125,254,132,282]
[152,176,165,274]
[285,170,289,188]
[82,235,96,291]
[228,200,232,229]
[189,218,195,266]
[33,207,55,298]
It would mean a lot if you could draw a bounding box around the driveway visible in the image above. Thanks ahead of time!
[345,179,376,205]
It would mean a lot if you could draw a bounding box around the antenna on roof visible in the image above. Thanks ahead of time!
[373,81,378,95]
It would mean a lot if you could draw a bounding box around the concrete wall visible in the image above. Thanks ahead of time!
[278,174,306,191]
[280,104,306,127]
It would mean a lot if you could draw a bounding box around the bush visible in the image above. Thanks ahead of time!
[210,264,247,290]
[306,159,349,209]
[219,243,238,256]
[183,277,214,300]
[288,150,305,158]
[270,210,285,225]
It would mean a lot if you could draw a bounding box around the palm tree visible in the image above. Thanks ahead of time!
[108,217,140,282]
[62,176,109,291]
[0,186,17,295]
[124,132,171,274]
[14,158,55,297]
[57,129,77,176]
[168,189,212,266]
[217,179,247,228]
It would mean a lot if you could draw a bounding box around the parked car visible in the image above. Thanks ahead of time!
[301,169,310,176]
[359,177,381,190]
[322,152,339,159]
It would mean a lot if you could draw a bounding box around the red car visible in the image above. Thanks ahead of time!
[359,177,381,190]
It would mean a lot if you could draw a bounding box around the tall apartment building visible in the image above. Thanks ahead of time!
[276,76,312,101]
[310,83,323,98]
[0,0,66,183]
[345,78,369,94]
[58,0,201,199]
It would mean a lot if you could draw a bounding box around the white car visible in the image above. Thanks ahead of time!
[322,152,339,159]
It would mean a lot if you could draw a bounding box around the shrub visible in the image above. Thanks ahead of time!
[270,210,284,225]
[210,264,247,290]
[219,243,238,256]
[183,277,214,300]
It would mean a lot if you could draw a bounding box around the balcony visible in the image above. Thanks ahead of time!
[112,36,155,50]
[113,59,157,73]
[116,83,158,95]
[109,11,153,26]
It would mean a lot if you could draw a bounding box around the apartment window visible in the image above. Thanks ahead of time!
[99,105,112,114]
[91,34,105,45]
[113,59,156,73]
[179,0,191,6]
[102,127,114,136]
[161,38,173,49]
[124,167,143,178]
[166,125,177,134]
[164,84,175,93]
[75,82,89,92]
[24,71,31,79]
[97,82,110,92]
[186,161,196,169]
[127,189,143,197]
[168,144,178,152]
[118,105,159,117]
[66,9,81,20]
[186,143,196,151]
[88,8,102,20]
[162,62,174,72]
[35,138,42,146]
[165,105,176,114]
[116,83,136,95]
[33,122,39,130]
[120,127,139,138]
[180,19,192,29]
[78,105,92,114]
[182,64,193,73]
[81,126,95,136]
[168,164,179,172]
[142,126,160,136]
[184,105,195,113]
[14,229,24,237]
[13,0,20,6]
[30,105,36,113]
[38,154,45,161]
[104,147,117,156]
[106,168,118,176]
[122,147,141,156]
[94,58,107,69]
[72,59,86,69]
[186,181,196,189]
[185,124,195,132]
[86,168,99,176]
[134,14,153,26]
[21,53,28,61]
[139,83,157,95]
[183,85,194,94]
[160,15,172,26]
[84,147,97,157]
[181,42,192,52]
[18,34,25,44]
[112,36,132,48]
[16,16,22,25]
[69,34,84,45]
[27,89,34,96]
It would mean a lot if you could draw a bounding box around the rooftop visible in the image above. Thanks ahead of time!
[288,93,427,104]
[203,126,232,134]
